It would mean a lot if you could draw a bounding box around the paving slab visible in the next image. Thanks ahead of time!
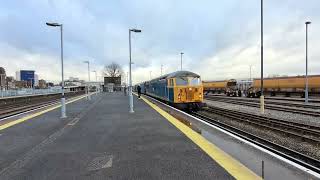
[0,93,235,180]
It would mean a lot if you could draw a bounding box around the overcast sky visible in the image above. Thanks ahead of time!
[0,0,319,83]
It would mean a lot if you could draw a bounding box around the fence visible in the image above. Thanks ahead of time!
[0,88,66,98]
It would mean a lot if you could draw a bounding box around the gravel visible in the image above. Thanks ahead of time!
[204,100,320,127]
[200,110,320,160]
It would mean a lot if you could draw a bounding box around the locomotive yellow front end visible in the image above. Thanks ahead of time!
[172,76,204,110]
[175,86,203,103]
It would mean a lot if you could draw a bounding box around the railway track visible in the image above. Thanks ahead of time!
[203,106,320,144]
[205,94,320,104]
[265,96,320,103]
[0,92,85,120]
[192,109,320,173]
[205,95,320,117]
[0,100,60,120]
[141,94,320,173]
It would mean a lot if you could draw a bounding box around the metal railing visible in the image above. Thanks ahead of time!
[0,88,66,98]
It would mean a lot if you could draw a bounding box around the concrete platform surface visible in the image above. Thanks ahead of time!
[0,93,237,180]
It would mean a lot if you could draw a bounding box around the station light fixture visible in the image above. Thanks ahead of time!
[128,28,142,113]
[45,21,66,118]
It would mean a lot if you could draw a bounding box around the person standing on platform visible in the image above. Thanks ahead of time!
[137,85,141,99]
[124,86,127,96]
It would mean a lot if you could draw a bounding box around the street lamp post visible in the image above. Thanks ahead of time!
[83,61,91,100]
[129,28,141,113]
[126,72,129,86]
[260,0,265,113]
[180,52,184,71]
[249,65,252,81]
[92,70,97,82]
[161,64,163,76]
[305,21,311,103]
[46,22,66,118]
[92,70,98,93]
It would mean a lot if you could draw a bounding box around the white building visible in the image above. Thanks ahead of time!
[34,74,39,86]
[69,77,79,81]
[0,67,6,90]
[16,71,21,81]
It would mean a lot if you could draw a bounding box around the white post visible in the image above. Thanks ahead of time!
[46,22,67,118]
[60,25,66,118]
[305,21,311,103]
[180,52,184,71]
[128,28,141,113]
[260,0,265,114]
[129,30,134,113]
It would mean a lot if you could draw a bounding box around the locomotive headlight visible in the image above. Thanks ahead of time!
[199,94,202,98]
[189,88,192,91]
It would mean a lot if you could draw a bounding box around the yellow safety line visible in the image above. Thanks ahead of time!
[139,95,262,180]
[0,94,89,131]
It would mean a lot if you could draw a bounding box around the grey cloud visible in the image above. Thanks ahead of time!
[1,0,320,83]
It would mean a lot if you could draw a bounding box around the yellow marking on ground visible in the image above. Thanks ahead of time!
[139,95,262,180]
[0,94,89,131]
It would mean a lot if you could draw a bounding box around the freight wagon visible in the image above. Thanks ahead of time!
[248,75,320,97]
[203,79,252,97]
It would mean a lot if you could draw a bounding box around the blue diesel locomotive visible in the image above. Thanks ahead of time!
[136,71,204,110]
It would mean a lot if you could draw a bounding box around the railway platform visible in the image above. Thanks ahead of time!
[0,92,262,180]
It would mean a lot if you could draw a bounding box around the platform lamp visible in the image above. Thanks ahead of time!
[161,64,163,76]
[305,21,311,103]
[46,22,66,118]
[83,60,91,100]
[92,70,98,93]
[180,52,184,71]
[128,28,142,113]
[260,0,265,114]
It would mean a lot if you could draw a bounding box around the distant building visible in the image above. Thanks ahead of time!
[0,67,6,90]
[47,82,54,87]
[15,71,20,81]
[16,70,35,87]
[65,77,85,86]
[38,79,47,88]
[104,76,121,91]
[34,74,39,87]
[68,77,79,81]
[6,76,15,89]
[15,81,28,88]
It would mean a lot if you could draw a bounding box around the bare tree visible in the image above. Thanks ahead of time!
[102,62,123,77]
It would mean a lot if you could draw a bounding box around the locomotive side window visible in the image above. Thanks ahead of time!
[169,79,174,86]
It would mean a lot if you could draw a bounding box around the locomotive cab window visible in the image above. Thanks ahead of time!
[176,77,188,86]
[189,77,201,86]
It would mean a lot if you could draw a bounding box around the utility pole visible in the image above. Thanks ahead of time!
[92,70,98,94]
[126,72,129,86]
[250,65,252,81]
[260,0,265,114]
[180,52,184,71]
[305,21,311,103]
[46,22,66,118]
[128,28,142,113]
[83,61,91,100]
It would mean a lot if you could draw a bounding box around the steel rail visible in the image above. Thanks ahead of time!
[192,112,320,173]
[205,107,320,144]
[205,96,320,117]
